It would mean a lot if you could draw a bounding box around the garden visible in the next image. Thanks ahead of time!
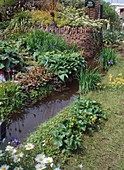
[0,0,124,169]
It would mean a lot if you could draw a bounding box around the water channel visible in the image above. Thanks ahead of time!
[5,80,79,144]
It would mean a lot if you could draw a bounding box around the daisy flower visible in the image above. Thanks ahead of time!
[16,152,24,158]
[24,143,34,150]
[35,154,46,163]
[35,163,46,170]
[5,145,13,151]
[44,157,53,163]
[13,156,20,163]
[9,148,17,155]
[0,165,10,170]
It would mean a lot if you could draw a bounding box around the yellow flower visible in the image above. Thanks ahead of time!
[0,84,2,87]
[116,77,119,80]
[119,86,122,88]
[109,82,111,84]
[71,123,74,126]
[109,78,112,81]
[97,83,100,86]
[72,135,74,137]
[90,116,93,118]
[118,73,122,76]
[99,118,101,120]
[72,117,75,121]
[67,133,69,135]
[78,126,80,128]
[84,114,86,117]
[100,86,102,88]
[104,86,106,88]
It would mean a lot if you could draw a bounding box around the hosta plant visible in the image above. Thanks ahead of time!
[0,40,23,71]
[38,51,86,82]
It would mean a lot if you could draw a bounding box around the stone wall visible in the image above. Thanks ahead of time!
[40,26,102,60]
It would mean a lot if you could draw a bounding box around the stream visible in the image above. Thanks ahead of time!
[5,80,79,144]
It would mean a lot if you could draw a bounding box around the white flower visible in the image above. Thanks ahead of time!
[13,167,23,170]
[0,165,10,170]
[9,148,17,155]
[24,143,34,150]
[44,157,53,163]
[35,163,46,170]
[0,150,3,157]
[54,168,61,170]
[13,156,20,163]
[79,164,83,169]
[35,154,46,163]
[16,152,24,158]
[5,145,13,151]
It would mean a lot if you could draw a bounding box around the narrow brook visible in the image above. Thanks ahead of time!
[6,80,79,143]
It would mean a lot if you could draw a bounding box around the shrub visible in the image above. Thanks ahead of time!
[38,51,86,82]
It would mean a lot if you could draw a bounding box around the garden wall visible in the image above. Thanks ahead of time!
[41,26,102,60]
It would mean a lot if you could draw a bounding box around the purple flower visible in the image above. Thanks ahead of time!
[41,47,43,50]
[110,60,113,64]
[100,57,103,60]
[36,21,39,23]
[12,68,15,72]
[51,22,53,25]
[46,44,48,46]
[0,139,3,143]
[34,26,37,29]
[31,81,33,85]
[47,26,51,29]
[62,28,64,32]
[50,46,53,48]
[42,24,45,28]
[78,35,80,38]
[108,61,110,64]
[53,44,56,46]
[39,23,41,25]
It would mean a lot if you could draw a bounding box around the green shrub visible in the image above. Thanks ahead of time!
[38,51,86,82]
[100,47,117,70]
[79,67,102,93]
[52,97,106,154]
